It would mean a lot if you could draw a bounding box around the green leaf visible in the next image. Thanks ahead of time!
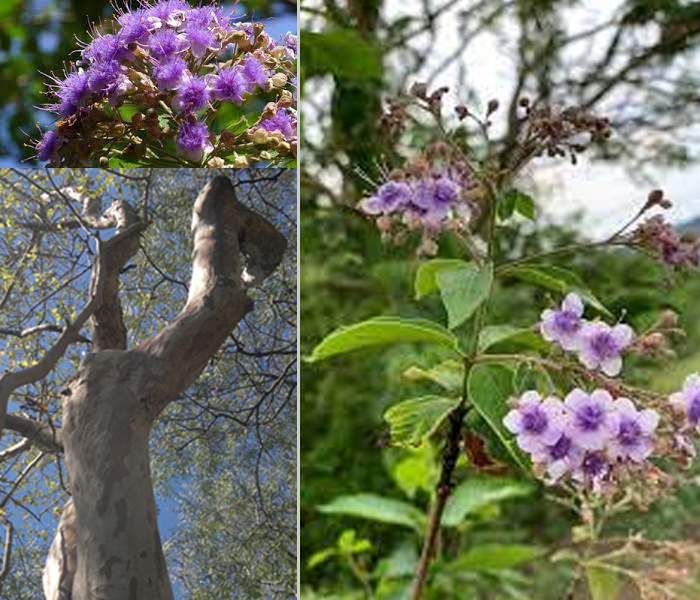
[497,189,535,221]
[467,364,530,472]
[586,566,622,600]
[307,316,461,362]
[402,359,464,393]
[500,264,613,318]
[318,494,425,531]
[478,325,549,353]
[337,529,373,554]
[447,543,543,571]
[302,30,383,82]
[384,395,461,447]
[414,259,470,299]
[307,548,337,568]
[437,263,493,330]
[442,477,534,527]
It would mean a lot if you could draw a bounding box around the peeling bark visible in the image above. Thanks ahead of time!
[44,176,287,600]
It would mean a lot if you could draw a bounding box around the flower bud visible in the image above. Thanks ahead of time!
[252,129,269,144]
[270,73,287,89]
[270,46,288,59]
[259,150,273,160]
[233,154,249,168]
[261,102,277,120]
[207,157,226,167]
[278,90,294,108]
[99,156,109,167]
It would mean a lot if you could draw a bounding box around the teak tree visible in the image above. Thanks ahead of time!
[0,172,288,599]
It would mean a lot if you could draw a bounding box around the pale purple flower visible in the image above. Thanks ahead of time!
[36,130,62,162]
[242,55,268,90]
[55,70,90,117]
[259,108,295,139]
[530,432,584,483]
[359,181,413,215]
[503,391,566,453]
[176,119,213,162]
[82,33,134,64]
[210,67,246,103]
[116,10,150,44]
[564,389,618,450]
[607,398,658,462]
[153,56,187,90]
[146,0,191,28]
[572,451,611,491]
[670,372,700,429]
[412,175,461,222]
[183,22,220,59]
[539,293,585,351]
[172,74,210,112]
[147,28,186,60]
[577,321,634,377]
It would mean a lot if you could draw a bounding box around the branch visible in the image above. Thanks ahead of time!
[0,515,13,591]
[3,414,63,454]
[0,323,89,343]
[134,176,287,414]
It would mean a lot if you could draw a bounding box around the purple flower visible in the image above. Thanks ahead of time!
[242,55,268,90]
[670,372,700,429]
[37,130,62,162]
[82,34,134,64]
[172,74,210,112]
[259,109,295,139]
[564,389,618,450]
[572,451,611,491]
[55,70,90,117]
[148,28,186,60]
[607,398,658,462]
[577,321,634,377]
[412,175,462,223]
[503,391,566,453]
[86,60,123,93]
[210,67,246,103]
[183,22,219,59]
[285,33,297,55]
[153,56,187,90]
[117,10,150,44]
[539,293,585,351]
[145,0,191,28]
[359,181,413,215]
[530,432,584,483]
[176,119,213,162]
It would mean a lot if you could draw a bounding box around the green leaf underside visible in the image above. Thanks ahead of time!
[302,30,383,81]
[498,189,536,221]
[384,395,461,447]
[307,316,460,362]
[587,565,622,600]
[317,494,425,531]
[403,359,465,393]
[445,543,543,571]
[437,263,493,330]
[478,324,549,353]
[414,259,470,299]
[467,364,531,472]
[500,264,613,318]
[442,477,534,527]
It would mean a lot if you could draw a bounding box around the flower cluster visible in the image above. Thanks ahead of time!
[540,293,634,376]
[504,389,659,491]
[633,215,700,270]
[33,0,297,166]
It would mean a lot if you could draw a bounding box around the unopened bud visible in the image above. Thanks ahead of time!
[259,150,273,160]
[252,129,269,144]
[99,156,109,167]
[261,102,277,120]
[270,46,288,59]
[410,82,428,99]
[233,154,249,168]
[486,99,499,115]
[270,73,288,89]
[207,157,226,167]
[278,90,294,108]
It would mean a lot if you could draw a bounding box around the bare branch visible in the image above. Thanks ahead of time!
[4,414,63,454]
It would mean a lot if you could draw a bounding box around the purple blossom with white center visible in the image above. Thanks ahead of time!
[210,67,246,103]
[670,372,700,430]
[359,181,413,215]
[242,55,269,90]
[153,56,187,90]
[503,391,566,453]
[259,108,295,139]
[55,70,90,117]
[176,119,213,162]
[172,74,210,112]
[148,29,185,60]
[607,398,658,462]
[540,293,585,351]
[530,432,584,483]
[36,130,62,162]
[116,10,150,44]
[573,451,611,491]
[577,321,634,377]
[146,0,190,28]
[564,388,618,450]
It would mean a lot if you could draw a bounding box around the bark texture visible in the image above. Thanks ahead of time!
[44,177,287,600]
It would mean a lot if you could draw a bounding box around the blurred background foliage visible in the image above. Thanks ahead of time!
[0,0,296,165]
[300,0,700,598]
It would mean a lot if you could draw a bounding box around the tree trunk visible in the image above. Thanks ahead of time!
[43,176,287,600]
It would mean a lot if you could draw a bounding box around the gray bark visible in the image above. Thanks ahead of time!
[42,176,287,600]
